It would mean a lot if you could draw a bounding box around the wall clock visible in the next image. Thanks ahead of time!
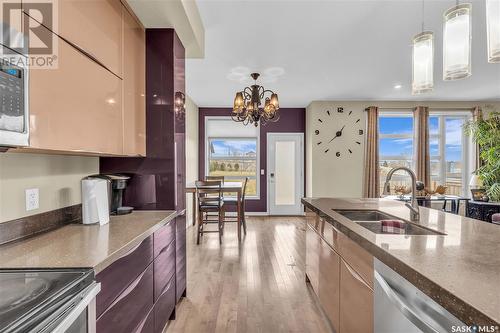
[315,107,364,157]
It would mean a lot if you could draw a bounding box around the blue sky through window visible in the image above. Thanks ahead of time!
[379,117,463,161]
[210,139,256,157]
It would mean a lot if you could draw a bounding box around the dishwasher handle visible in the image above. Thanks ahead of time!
[374,271,439,333]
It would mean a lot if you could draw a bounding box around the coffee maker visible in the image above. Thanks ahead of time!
[101,174,134,215]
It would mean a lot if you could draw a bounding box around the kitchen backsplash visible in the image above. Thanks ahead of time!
[0,153,98,223]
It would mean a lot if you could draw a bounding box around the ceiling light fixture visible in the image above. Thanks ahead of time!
[486,0,500,62]
[443,2,472,80]
[412,0,434,94]
[232,73,280,127]
[394,84,403,89]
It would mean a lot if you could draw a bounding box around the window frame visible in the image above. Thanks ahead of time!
[429,111,471,196]
[204,117,261,199]
[378,111,415,194]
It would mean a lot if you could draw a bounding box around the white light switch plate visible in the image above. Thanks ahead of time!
[26,188,39,211]
[261,169,265,175]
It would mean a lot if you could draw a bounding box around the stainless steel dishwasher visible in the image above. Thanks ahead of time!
[374,259,465,333]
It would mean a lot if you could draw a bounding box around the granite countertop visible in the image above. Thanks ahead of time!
[302,197,500,327]
[0,210,177,274]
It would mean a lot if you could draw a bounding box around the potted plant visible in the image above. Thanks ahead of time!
[464,107,500,202]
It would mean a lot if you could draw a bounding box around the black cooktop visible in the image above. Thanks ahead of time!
[0,268,94,333]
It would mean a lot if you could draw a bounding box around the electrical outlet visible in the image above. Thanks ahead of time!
[26,188,39,211]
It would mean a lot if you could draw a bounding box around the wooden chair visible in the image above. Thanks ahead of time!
[195,180,225,244]
[205,176,225,183]
[222,177,248,235]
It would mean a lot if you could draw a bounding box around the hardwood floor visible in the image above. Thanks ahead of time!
[165,216,332,333]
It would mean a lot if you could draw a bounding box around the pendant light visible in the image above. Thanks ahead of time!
[412,0,434,94]
[486,0,500,62]
[443,2,472,80]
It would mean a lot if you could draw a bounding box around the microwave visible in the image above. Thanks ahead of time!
[0,44,29,148]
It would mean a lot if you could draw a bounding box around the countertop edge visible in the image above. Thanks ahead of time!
[93,210,178,274]
[301,199,498,327]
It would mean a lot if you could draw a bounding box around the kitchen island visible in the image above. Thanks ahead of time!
[302,197,500,332]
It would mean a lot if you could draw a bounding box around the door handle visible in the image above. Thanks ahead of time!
[270,173,275,178]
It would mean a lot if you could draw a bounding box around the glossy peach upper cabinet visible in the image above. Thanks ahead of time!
[26,0,123,77]
[339,259,374,333]
[122,6,145,156]
[29,17,123,154]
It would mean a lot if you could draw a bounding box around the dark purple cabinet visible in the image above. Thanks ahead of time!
[154,219,176,258]
[154,239,176,301]
[97,263,154,333]
[138,307,155,333]
[96,235,153,317]
[176,214,186,301]
[154,275,176,333]
[99,28,186,330]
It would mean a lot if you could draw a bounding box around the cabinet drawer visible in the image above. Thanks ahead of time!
[306,224,320,293]
[318,238,340,332]
[154,239,176,301]
[340,259,373,333]
[338,232,373,288]
[321,219,340,252]
[97,263,154,333]
[28,0,123,76]
[176,226,186,301]
[96,235,153,316]
[28,16,123,155]
[136,305,154,333]
[154,219,176,258]
[154,275,176,333]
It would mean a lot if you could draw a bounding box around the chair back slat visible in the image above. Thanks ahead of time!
[196,180,223,207]
[205,176,225,183]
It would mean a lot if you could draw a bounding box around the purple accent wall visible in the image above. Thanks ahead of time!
[199,107,306,212]
[100,29,185,212]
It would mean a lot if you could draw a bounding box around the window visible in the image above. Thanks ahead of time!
[379,113,414,194]
[207,138,258,197]
[378,111,470,196]
[429,113,470,196]
[205,118,260,198]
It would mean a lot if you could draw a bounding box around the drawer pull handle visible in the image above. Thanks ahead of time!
[118,238,147,261]
[344,260,371,290]
[158,241,174,256]
[100,268,148,318]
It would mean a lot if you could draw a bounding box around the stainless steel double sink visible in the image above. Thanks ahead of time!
[333,210,445,236]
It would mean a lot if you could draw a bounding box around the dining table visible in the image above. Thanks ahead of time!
[185,181,244,241]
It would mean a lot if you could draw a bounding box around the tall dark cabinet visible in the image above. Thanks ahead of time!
[100,28,186,328]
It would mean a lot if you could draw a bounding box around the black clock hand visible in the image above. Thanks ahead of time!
[329,125,347,143]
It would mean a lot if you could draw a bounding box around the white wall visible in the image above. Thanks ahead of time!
[185,95,199,226]
[0,153,99,223]
[306,101,500,198]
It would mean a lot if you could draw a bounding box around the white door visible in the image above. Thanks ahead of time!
[268,133,304,215]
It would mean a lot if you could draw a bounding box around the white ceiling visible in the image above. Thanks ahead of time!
[184,0,500,107]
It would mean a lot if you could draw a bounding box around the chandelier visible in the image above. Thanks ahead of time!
[232,73,280,127]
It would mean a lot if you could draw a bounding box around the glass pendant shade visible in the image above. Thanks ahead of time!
[270,93,279,109]
[412,31,434,94]
[486,0,500,62]
[233,92,244,113]
[443,4,472,80]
